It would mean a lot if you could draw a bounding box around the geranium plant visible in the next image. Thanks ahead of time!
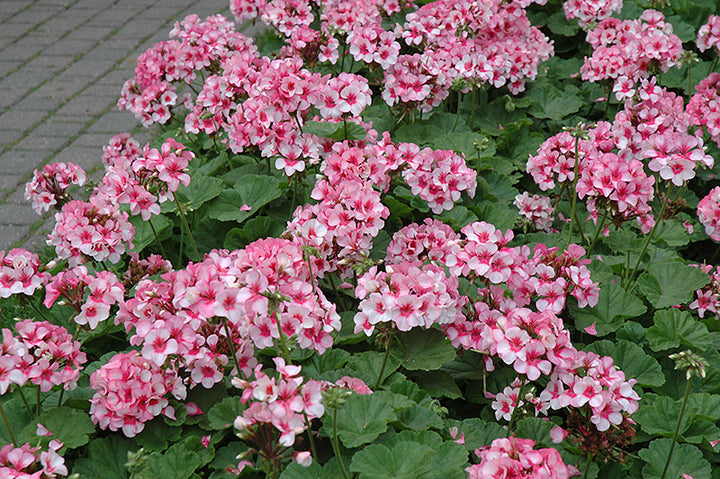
[2,0,720,478]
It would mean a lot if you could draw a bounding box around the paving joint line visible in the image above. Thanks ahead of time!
[9,2,232,248]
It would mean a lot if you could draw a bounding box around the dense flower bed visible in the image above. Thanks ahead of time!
[2,0,720,478]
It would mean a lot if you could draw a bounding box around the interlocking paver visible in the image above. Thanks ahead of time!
[0,0,231,250]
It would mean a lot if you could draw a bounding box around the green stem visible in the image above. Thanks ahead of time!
[27,297,53,324]
[36,386,40,417]
[587,208,609,254]
[660,376,692,479]
[626,184,673,293]
[17,387,32,416]
[452,92,462,133]
[582,453,593,479]
[273,309,292,364]
[332,408,351,479]
[470,87,476,130]
[303,412,319,462]
[221,316,242,376]
[148,219,168,259]
[178,218,184,266]
[0,399,17,445]
[374,341,392,390]
[566,135,582,249]
[506,377,526,437]
[174,197,200,262]
[709,56,718,76]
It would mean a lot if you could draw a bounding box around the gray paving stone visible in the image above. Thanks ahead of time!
[13,135,69,152]
[0,23,34,38]
[0,43,44,61]
[52,145,100,171]
[0,2,33,19]
[0,130,24,148]
[71,132,116,148]
[0,150,52,174]
[0,110,48,132]
[0,224,29,250]
[9,7,63,25]
[55,95,115,116]
[0,174,23,193]
[86,111,138,133]
[25,54,76,72]
[31,118,85,138]
[41,39,95,56]
[65,25,115,41]
[0,203,37,226]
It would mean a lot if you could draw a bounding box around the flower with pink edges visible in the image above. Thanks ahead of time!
[89,350,186,437]
[466,436,571,479]
[0,248,50,299]
[25,162,86,215]
[697,15,720,54]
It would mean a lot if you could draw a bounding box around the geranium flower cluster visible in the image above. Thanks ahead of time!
[0,440,67,478]
[386,218,460,265]
[513,192,555,232]
[215,239,341,353]
[697,15,720,54]
[400,145,477,214]
[25,162,86,215]
[581,11,684,98]
[89,351,186,437]
[563,0,622,28]
[353,260,466,335]
[541,350,640,432]
[491,378,548,421]
[101,132,141,167]
[98,136,193,220]
[466,436,571,479]
[47,195,134,266]
[0,248,50,298]
[233,358,325,447]
[0,320,86,394]
[698,186,720,241]
[286,143,390,277]
[394,0,553,96]
[687,72,720,148]
[120,252,173,291]
[119,15,256,126]
[116,253,257,389]
[44,266,124,331]
[689,263,720,318]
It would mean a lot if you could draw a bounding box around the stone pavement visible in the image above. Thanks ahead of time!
[0,0,230,252]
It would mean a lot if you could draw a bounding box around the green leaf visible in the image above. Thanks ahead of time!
[19,407,95,451]
[647,309,713,352]
[396,405,443,431]
[344,351,400,387]
[431,132,493,159]
[655,219,691,247]
[514,417,557,447]
[436,206,478,229]
[133,419,182,452]
[639,439,711,479]
[302,349,352,379]
[445,418,506,452]
[526,81,583,120]
[414,370,462,399]
[0,396,32,446]
[134,443,202,479]
[635,395,688,437]
[172,174,225,210]
[637,262,709,309]
[584,340,665,388]
[223,216,285,249]
[391,328,457,371]
[129,214,172,253]
[415,441,468,479]
[326,393,397,448]
[72,436,134,479]
[209,442,248,472]
[207,396,246,430]
[207,174,282,223]
[546,11,580,36]
[350,441,434,479]
[303,120,367,141]
[280,461,322,478]
[569,282,646,336]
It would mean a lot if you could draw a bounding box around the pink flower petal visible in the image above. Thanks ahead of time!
[550,426,568,444]
[584,322,597,336]
[239,204,252,212]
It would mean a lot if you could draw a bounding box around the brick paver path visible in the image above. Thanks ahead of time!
[0,0,229,251]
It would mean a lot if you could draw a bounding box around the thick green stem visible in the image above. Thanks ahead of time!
[332,408,351,479]
[452,92,462,132]
[566,136,582,249]
[149,219,168,259]
[374,341,392,390]
[174,197,200,261]
[36,386,40,417]
[506,377,526,437]
[626,184,673,293]
[18,388,32,416]
[660,377,692,479]
[0,399,17,445]
[582,453,593,479]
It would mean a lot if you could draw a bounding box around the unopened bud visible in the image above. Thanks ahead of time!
[669,350,709,380]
